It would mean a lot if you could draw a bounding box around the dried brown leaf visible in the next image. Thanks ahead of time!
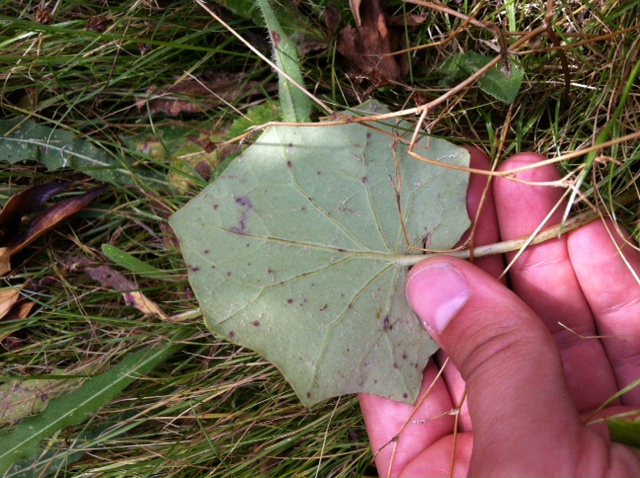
[11,187,105,256]
[4,300,34,322]
[0,287,21,321]
[86,265,136,291]
[137,73,274,117]
[86,265,168,320]
[349,0,362,27]
[323,5,342,38]
[86,16,111,32]
[124,291,169,321]
[0,300,35,343]
[336,0,407,86]
[0,284,34,344]
[0,249,10,278]
[0,183,72,245]
[0,184,104,276]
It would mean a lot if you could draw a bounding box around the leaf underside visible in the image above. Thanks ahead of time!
[170,101,470,406]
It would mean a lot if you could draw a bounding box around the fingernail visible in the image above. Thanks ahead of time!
[406,263,470,334]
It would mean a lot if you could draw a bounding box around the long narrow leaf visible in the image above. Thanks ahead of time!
[0,334,185,473]
[257,0,311,123]
[0,117,162,186]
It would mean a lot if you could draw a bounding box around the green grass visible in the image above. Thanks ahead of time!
[0,0,639,476]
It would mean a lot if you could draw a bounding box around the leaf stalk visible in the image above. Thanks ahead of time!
[397,193,636,266]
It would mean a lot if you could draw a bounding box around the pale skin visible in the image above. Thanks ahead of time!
[359,149,640,476]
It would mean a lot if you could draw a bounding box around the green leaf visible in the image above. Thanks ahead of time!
[0,337,183,474]
[101,244,169,279]
[0,371,80,426]
[226,101,280,140]
[214,0,326,39]
[170,100,470,406]
[0,117,160,186]
[4,422,111,477]
[439,51,524,104]
[607,417,640,449]
[257,0,311,123]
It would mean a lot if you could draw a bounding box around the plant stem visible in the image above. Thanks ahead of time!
[397,194,634,266]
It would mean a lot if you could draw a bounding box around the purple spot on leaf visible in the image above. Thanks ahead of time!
[235,196,252,208]
[233,196,253,232]
[272,30,281,46]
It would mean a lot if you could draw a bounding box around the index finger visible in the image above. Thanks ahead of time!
[567,219,640,405]
[493,153,618,412]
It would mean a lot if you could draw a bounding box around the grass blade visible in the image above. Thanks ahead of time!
[0,334,185,474]
[102,244,170,279]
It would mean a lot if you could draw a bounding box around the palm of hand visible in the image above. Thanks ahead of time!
[360,150,640,476]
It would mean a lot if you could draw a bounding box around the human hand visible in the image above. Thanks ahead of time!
[359,149,640,476]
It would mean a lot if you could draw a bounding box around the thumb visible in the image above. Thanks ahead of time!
[406,257,584,475]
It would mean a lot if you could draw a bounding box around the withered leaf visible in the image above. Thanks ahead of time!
[86,265,137,290]
[86,265,168,320]
[0,250,10,281]
[18,187,105,251]
[0,287,21,321]
[0,183,72,245]
[0,284,34,344]
[86,16,111,33]
[349,0,363,27]
[335,0,407,86]
[323,4,342,38]
[0,299,35,344]
[0,184,105,276]
[137,73,274,117]
[124,291,169,321]
[3,301,34,322]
